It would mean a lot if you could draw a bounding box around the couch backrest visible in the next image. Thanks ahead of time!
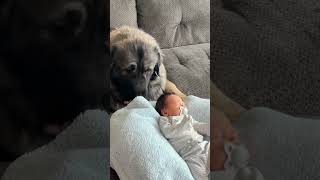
[110,0,138,28]
[110,0,210,49]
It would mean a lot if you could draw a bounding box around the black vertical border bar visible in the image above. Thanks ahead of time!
[210,0,213,178]
[101,0,111,179]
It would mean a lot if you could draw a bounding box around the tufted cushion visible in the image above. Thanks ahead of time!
[136,0,210,49]
[163,43,210,98]
[110,0,138,28]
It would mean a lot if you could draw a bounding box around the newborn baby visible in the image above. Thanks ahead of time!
[155,93,210,180]
[156,93,264,180]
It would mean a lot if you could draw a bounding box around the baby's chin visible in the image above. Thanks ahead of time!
[172,112,181,116]
[166,112,181,117]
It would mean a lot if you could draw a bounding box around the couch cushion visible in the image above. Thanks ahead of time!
[162,43,210,98]
[136,0,210,49]
[212,0,320,115]
[110,0,138,28]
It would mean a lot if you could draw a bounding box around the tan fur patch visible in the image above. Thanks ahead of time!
[110,26,160,50]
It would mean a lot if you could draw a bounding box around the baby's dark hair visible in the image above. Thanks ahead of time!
[155,92,175,115]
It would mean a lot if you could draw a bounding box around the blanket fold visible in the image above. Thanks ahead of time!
[110,96,195,180]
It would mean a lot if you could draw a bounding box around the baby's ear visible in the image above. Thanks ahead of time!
[161,109,167,116]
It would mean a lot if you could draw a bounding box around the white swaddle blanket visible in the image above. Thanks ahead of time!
[110,95,210,180]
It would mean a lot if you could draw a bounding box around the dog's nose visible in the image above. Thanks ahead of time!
[127,63,137,73]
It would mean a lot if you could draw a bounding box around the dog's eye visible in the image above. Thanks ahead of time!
[144,68,152,73]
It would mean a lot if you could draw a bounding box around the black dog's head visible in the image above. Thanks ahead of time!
[3,0,93,53]
[0,0,108,158]
[1,0,108,121]
[110,38,164,110]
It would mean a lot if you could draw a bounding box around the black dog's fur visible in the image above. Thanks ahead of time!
[0,0,109,160]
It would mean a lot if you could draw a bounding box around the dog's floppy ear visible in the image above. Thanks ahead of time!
[150,63,160,81]
[150,46,162,81]
[153,46,164,63]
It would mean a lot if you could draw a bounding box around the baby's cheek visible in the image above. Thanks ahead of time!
[174,109,181,115]
[167,108,180,116]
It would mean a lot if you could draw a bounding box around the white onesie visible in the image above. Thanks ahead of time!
[159,112,210,180]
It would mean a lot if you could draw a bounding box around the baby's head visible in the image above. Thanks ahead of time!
[155,93,185,116]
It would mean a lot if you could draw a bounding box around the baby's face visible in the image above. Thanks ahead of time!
[161,95,184,116]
